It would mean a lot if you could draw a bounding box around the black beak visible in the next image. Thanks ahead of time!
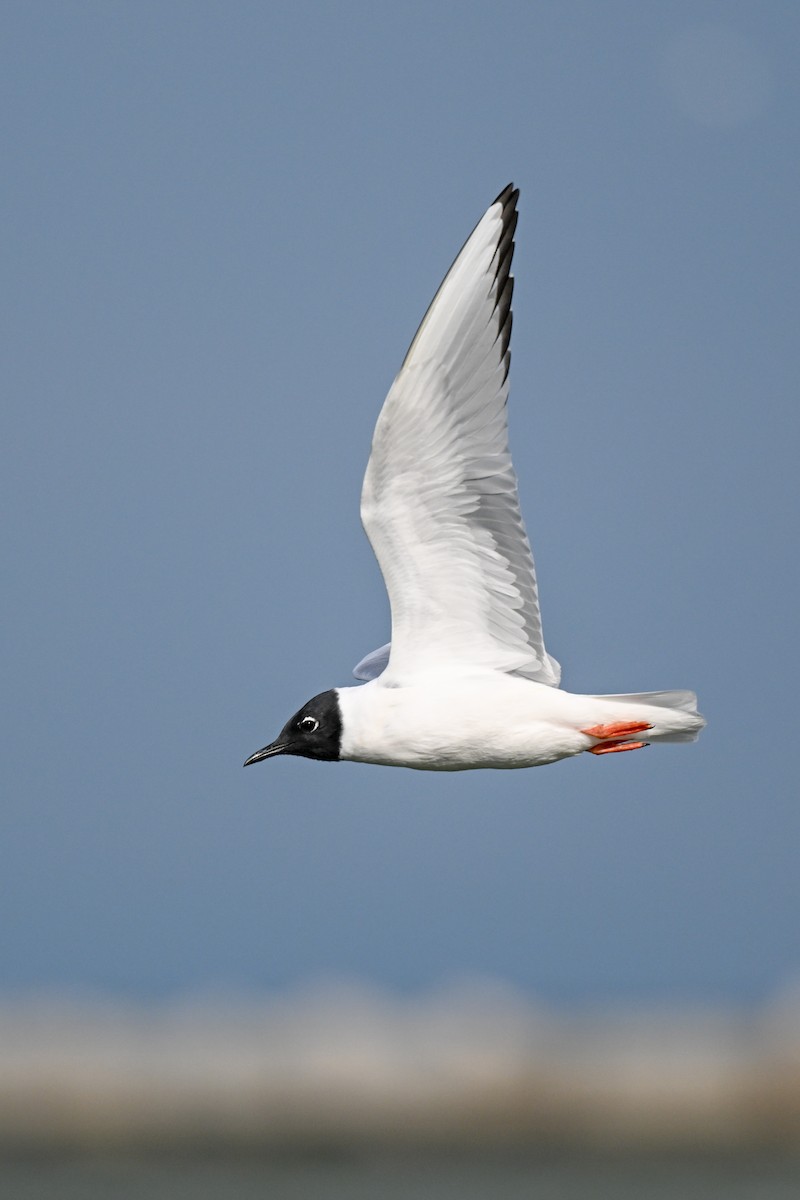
[243,742,287,767]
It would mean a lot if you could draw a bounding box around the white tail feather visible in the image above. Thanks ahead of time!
[594,689,700,713]
[591,690,705,744]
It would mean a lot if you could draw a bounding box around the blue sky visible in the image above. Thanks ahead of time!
[2,1,798,1006]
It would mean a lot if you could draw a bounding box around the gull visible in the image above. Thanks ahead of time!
[245,185,705,771]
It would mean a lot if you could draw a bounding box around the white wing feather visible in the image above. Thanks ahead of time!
[358,185,560,686]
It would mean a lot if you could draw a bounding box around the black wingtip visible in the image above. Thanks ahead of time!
[491,184,518,367]
[492,182,518,208]
[399,184,519,373]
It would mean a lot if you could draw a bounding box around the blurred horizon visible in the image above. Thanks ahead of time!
[2,976,800,1157]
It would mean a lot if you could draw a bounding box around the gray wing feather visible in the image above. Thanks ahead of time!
[353,643,391,682]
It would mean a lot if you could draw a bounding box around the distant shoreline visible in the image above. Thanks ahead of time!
[1,984,799,1155]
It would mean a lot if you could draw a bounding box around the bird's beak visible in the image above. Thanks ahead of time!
[243,742,287,767]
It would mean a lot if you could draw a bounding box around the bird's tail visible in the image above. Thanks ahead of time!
[591,690,706,743]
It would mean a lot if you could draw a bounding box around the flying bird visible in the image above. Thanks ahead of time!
[245,185,705,771]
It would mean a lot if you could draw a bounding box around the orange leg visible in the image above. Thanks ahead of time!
[582,721,653,740]
[588,740,648,756]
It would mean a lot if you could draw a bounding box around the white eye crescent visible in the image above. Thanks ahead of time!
[299,716,319,733]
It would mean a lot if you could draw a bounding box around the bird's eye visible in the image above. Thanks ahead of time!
[298,716,319,733]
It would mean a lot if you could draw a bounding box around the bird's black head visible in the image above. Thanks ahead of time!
[243,689,342,766]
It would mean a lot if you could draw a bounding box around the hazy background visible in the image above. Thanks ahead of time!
[2,0,798,1014]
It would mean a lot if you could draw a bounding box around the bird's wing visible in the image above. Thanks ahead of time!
[352,642,391,682]
[359,185,560,686]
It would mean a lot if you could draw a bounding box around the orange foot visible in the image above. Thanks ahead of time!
[582,721,653,740]
[588,740,648,756]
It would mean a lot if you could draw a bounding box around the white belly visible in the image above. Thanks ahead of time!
[336,676,590,770]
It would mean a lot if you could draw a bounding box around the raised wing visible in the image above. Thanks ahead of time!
[360,185,560,686]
